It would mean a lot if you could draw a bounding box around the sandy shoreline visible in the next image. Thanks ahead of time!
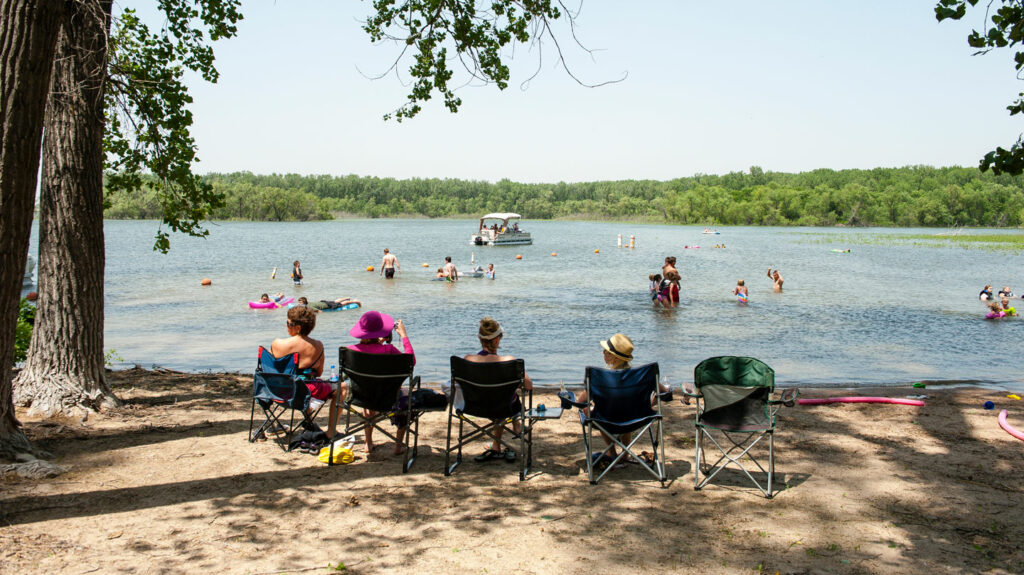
[2,368,1024,574]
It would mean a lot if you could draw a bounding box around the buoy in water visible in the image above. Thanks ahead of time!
[270,266,277,279]
[422,263,429,267]
[515,255,522,260]
[200,278,212,286]
[551,252,557,257]
[366,266,374,272]
[594,249,600,254]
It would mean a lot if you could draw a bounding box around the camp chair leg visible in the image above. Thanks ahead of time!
[695,427,704,490]
[402,408,417,474]
[767,431,775,499]
[695,428,773,497]
[248,400,255,442]
[518,416,527,481]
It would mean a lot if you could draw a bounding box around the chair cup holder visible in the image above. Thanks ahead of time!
[558,391,575,410]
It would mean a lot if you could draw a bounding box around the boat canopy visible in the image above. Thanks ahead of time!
[480,212,521,221]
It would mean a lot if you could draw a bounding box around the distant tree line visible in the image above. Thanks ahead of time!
[103,166,1024,227]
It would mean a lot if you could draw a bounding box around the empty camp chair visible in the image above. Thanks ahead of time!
[336,346,436,472]
[568,363,667,485]
[445,356,532,481]
[685,356,798,498]
[249,346,327,450]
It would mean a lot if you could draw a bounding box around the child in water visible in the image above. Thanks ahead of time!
[986,302,1006,319]
[259,293,270,303]
[1001,297,1017,316]
[649,274,661,298]
[486,263,495,280]
[734,279,748,303]
[435,267,445,279]
[292,260,303,286]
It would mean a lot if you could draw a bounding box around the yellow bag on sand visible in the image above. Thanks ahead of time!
[318,444,355,465]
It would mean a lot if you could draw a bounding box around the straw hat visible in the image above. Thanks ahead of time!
[600,333,634,362]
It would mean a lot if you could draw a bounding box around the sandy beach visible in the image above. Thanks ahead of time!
[2,368,1023,574]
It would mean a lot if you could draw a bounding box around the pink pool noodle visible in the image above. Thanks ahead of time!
[998,410,1024,442]
[798,397,925,407]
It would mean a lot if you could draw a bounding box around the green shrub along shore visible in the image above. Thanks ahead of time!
[104,166,1024,227]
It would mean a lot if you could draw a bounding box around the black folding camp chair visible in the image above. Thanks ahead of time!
[685,356,798,498]
[563,363,667,485]
[445,356,532,481]
[336,346,434,472]
[249,346,327,450]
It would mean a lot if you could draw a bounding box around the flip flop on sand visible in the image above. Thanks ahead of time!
[474,448,502,462]
[628,451,656,466]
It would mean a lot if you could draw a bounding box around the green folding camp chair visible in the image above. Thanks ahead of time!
[684,356,798,498]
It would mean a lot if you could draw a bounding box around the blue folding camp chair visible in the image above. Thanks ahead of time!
[249,346,326,450]
[564,363,667,485]
[685,356,798,498]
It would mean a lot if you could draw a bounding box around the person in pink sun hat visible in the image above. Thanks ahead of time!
[346,310,415,455]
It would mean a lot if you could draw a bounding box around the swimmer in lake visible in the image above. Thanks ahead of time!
[380,248,401,279]
[734,279,748,303]
[767,269,784,292]
[304,297,362,312]
[980,285,993,300]
[443,256,458,282]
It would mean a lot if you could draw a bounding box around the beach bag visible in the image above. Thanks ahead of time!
[288,428,328,453]
[411,388,447,409]
[318,437,356,465]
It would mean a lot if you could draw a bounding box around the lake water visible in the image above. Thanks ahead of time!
[28,220,1024,388]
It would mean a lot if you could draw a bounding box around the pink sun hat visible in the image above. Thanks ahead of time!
[349,310,395,339]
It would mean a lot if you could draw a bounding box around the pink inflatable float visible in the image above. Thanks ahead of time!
[998,410,1024,442]
[798,397,925,407]
[249,297,294,309]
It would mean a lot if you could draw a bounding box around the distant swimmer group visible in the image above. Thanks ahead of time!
[980,285,1018,319]
[644,254,786,309]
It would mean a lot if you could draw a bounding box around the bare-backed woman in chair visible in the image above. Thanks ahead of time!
[466,317,533,463]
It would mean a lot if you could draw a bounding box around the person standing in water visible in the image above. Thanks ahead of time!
[734,279,748,303]
[767,268,783,292]
[443,256,459,282]
[292,260,303,286]
[380,248,401,279]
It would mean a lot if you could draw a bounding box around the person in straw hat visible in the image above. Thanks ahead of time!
[574,333,639,469]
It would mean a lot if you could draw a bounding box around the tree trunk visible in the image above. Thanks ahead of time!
[0,0,65,461]
[13,0,118,416]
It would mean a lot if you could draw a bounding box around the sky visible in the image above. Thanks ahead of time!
[151,1,1024,183]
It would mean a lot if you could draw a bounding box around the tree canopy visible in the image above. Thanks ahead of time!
[105,166,1024,228]
[937,0,1024,175]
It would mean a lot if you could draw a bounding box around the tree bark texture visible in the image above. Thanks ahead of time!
[0,0,65,461]
[13,0,118,416]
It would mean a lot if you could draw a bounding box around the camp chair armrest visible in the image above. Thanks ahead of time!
[769,387,800,407]
[681,381,701,398]
[558,390,588,410]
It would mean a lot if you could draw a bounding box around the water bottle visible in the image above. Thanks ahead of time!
[329,365,338,382]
